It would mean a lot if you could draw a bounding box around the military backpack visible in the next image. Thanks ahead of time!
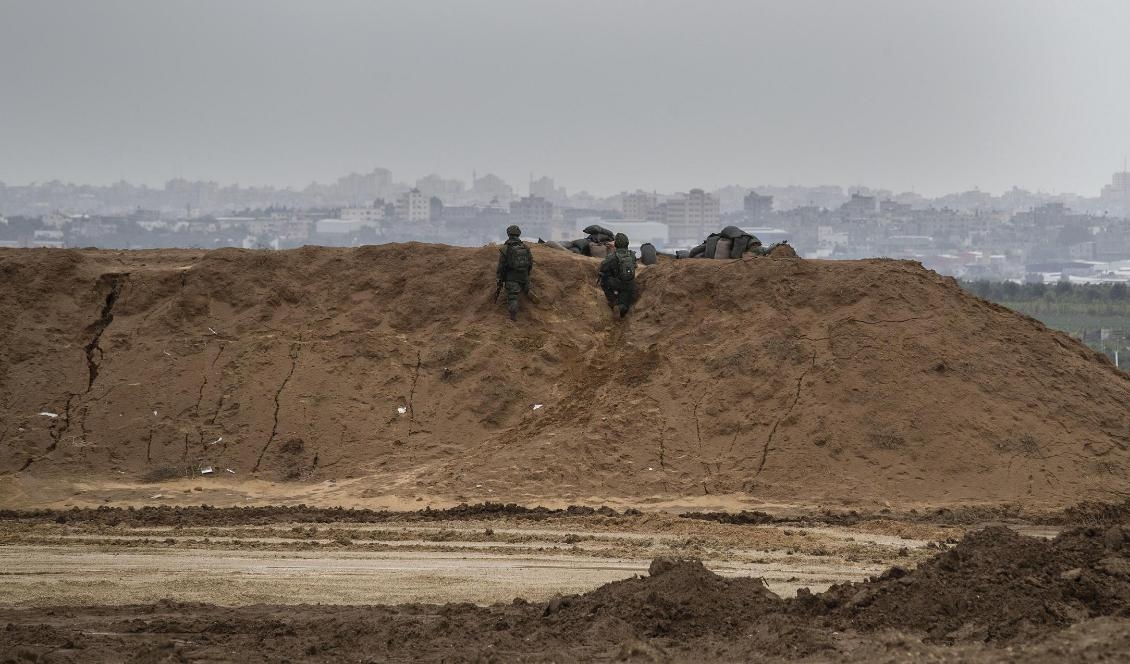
[615,249,636,281]
[506,243,532,272]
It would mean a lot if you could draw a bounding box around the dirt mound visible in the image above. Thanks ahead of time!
[768,243,799,258]
[679,510,776,525]
[808,525,1130,641]
[0,502,633,526]
[3,527,1129,661]
[545,558,780,638]
[2,244,1129,507]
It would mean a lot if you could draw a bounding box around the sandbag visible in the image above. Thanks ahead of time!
[544,240,567,251]
[589,242,608,258]
[688,243,706,258]
[714,237,733,260]
[731,235,751,258]
[720,225,745,240]
[583,224,614,237]
[589,232,614,244]
[704,235,720,259]
[567,245,582,254]
[675,249,690,259]
[640,243,658,266]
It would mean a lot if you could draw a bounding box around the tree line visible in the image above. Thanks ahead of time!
[962,280,1130,304]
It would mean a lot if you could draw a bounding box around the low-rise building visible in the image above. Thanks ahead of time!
[315,218,366,234]
[31,229,65,248]
[341,206,386,224]
[840,193,877,221]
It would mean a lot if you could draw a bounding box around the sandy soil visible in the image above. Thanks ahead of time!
[0,512,941,606]
[0,511,1127,662]
[3,245,1129,508]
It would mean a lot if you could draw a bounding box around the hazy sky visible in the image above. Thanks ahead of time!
[2,0,1129,197]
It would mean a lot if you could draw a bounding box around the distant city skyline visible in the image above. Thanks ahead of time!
[3,164,1129,202]
[2,1,1130,197]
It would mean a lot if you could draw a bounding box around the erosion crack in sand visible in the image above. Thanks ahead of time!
[757,351,817,477]
[254,343,300,473]
[82,273,127,393]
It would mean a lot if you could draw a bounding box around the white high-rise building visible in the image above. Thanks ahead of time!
[661,189,719,247]
[1102,171,1130,197]
[395,188,430,222]
[621,191,657,221]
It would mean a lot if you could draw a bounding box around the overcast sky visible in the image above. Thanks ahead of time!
[1,0,1129,196]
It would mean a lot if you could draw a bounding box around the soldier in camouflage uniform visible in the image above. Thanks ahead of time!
[496,225,534,321]
[598,233,638,319]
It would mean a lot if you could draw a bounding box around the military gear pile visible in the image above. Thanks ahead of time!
[639,243,658,265]
[583,224,615,240]
[551,224,618,257]
[685,226,786,259]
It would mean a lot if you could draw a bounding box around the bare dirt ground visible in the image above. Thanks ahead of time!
[0,509,948,607]
[3,504,1129,662]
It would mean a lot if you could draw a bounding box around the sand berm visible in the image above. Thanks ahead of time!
[1,244,1128,508]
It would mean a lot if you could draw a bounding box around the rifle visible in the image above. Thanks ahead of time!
[492,280,503,302]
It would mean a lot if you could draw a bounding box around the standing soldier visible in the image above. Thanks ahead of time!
[496,225,533,321]
[598,232,637,319]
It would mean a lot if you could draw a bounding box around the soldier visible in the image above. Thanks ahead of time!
[496,224,533,321]
[598,232,637,319]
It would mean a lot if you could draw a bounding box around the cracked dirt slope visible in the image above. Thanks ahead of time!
[1,244,1129,507]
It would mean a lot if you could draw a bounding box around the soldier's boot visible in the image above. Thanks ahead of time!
[618,304,630,319]
[508,300,518,321]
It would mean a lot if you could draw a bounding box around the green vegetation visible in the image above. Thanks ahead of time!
[961,280,1130,368]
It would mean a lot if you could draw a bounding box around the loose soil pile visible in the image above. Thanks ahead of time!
[0,503,633,527]
[2,244,1129,506]
[2,525,1128,662]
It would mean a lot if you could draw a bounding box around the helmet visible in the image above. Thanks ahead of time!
[614,233,629,248]
[506,225,522,237]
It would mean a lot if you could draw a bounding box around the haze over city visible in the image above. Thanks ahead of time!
[3,0,1130,196]
[8,4,1130,660]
